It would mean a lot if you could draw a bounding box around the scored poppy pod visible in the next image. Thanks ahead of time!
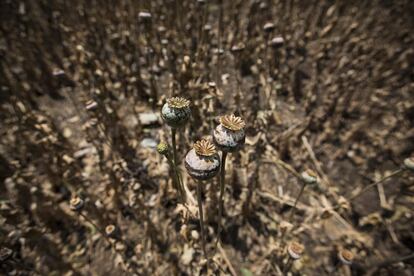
[185,140,220,181]
[213,114,245,152]
[161,97,191,128]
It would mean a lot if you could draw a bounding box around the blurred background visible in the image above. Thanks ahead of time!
[1,0,413,275]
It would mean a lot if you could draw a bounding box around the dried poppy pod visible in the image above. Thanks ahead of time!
[161,97,191,128]
[0,247,13,262]
[213,114,246,152]
[404,156,414,171]
[263,22,275,33]
[138,11,152,22]
[70,196,84,211]
[301,169,318,185]
[287,241,305,260]
[270,36,284,48]
[105,224,118,238]
[338,249,354,265]
[283,241,305,273]
[231,43,245,53]
[185,140,220,180]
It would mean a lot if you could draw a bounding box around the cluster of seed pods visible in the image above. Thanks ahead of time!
[160,97,246,259]
[65,95,414,271]
[158,97,414,265]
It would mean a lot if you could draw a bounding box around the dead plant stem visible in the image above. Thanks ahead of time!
[196,180,208,260]
[287,182,307,221]
[216,151,228,246]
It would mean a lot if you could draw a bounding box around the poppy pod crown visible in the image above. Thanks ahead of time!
[301,169,318,185]
[185,140,220,180]
[213,114,246,152]
[338,249,354,265]
[70,196,84,211]
[287,242,304,260]
[161,97,191,128]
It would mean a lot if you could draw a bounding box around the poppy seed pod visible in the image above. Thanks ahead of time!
[70,196,84,211]
[338,249,354,265]
[231,43,245,53]
[138,11,152,22]
[403,156,414,171]
[0,247,13,262]
[105,224,118,238]
[287,242,305,260]
[270,36,284,48]
[263,22,275,33]
[301,169,318,185]
[161,97,191,128]
[213,114,246,152]
[185,140,220,180]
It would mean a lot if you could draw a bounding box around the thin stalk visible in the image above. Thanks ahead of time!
[216,0,223,85]
[332,168,404,211]
[279,182,306,246]
[282,257,293,274]
[171,128,178,165]
[287,182,307,221]
[170,128,186,202]
[166,156,186,203]
[79,213,112,246]
[196,180,208,260]
[215,151,228,246]
[367,252,414,269]
[195,0,206,63]
[348,168,403,203]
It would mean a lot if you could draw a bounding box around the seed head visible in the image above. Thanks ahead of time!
[185,140,220,180]
[167,97,190,108]
[287,242,304,260]
[403,156,414,171]
[338,249,354,265]
[157,142,169,156]
[138,12,152,21]
[105,224,117,238]
[161,97,191,128]
[204,24,212,31]
[270,36,284,48]
[0,247,13,262]
[70,196,84,211]
[263,22,275,33]
[208,82,217,88]
[157,26,166,33]
[231,43,246,53]
[214,115,246,152]
[219,114,245,131]
[301,169,318,185]
[194,140,217,157]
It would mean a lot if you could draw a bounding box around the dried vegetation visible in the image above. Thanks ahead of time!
[1,0,414,275]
